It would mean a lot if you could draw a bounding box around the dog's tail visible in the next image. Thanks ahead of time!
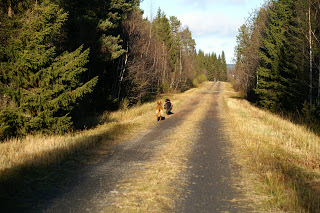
[156,109,163,117]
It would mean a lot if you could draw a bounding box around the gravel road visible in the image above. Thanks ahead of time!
[176,82,248,212]
[2,82,248,212]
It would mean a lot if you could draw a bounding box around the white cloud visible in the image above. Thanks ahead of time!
[195,34,236,64]
[180,0,249,8]
[175,1,255,63]
[177,10,243,63]
[181,0,248,3]
[140,0,265,63]
[179,11,243,38]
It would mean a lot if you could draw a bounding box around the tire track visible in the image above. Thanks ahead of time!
[104,82,218,212]
[39,83,216,212]
[176,82,249,212]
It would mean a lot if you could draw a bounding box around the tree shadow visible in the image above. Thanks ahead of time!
[276,161,320,212]
[230,95,245,100]
[0,122,134,212]
[261,150,320,212]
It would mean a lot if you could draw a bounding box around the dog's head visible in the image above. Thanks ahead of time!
[157,101,162,106]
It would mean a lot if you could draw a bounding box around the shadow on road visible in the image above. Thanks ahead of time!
[0,122,133,212]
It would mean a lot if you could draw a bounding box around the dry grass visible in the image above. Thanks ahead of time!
[0,83,207,185]
[221,82,320,212]
[104,83,215,212]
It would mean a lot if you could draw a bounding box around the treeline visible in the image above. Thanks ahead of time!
[197,50,228,82]
[233,0,320,122]
[0,0,226,140]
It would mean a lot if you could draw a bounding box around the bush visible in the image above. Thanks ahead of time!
[0,109,25,141]
[192,74,207,87]
[119,98,130,110]
[162,80,170,93]
[301,101,320,128]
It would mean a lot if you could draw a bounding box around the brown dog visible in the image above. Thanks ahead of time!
[156,101,164,121]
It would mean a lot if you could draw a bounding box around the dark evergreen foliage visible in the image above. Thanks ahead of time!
[0,1,98,139]
[255,0,305,112]
[197,50,227,82]
[0,0,223,141]
[234,0,320,125]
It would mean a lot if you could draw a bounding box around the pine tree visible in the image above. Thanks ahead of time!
[0,1,98,139]
[180,27,196,55]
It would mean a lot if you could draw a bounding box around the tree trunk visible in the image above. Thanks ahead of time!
[318,62,320,105]
[179,47,182,86]
[117,45,129,99]
[309,0,313,105]
[8,3,12,17]
[162,42,165,84]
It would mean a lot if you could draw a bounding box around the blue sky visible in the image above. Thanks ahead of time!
[140,0,266,64]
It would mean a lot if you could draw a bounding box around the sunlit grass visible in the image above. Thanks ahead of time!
[0,83,208,184]
[221,82,320,212]
[3,81,319,212]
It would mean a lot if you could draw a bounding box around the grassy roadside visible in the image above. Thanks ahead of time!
[104,83,215,212]
[221,82,320,212]
[0,84,207,195]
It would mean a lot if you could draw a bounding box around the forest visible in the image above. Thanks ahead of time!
[233,0,320,127]
[0,0,227,140]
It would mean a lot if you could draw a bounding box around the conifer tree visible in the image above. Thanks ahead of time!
[255,0,304,111]
[0,0,36,17]
[207,53,216,81]
[169,16,181,72]
[233,6,268,99]
[153,9,172,47]
[0,1,98,139]
[152,8,172,87]
[180,27,196,55]
[220,51,228,81]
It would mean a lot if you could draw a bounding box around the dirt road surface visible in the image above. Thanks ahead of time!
[3,82,248,212]
[176,82,247,212]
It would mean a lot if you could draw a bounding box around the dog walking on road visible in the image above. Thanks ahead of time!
[156,101,164,121]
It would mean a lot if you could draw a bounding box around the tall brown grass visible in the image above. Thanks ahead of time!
[221,82,320,212]
[0,84,206,186]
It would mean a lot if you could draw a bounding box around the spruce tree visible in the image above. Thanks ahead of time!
[217,55,222,81]
[221,51,228,81]
[255,0,304,111]
[169,16,181,72]
[0,1,98,139]
[207,53,216,81]
[153,9,172,47]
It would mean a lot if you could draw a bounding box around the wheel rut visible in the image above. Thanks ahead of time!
[38,83,217,213]
[176,82,248,212]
